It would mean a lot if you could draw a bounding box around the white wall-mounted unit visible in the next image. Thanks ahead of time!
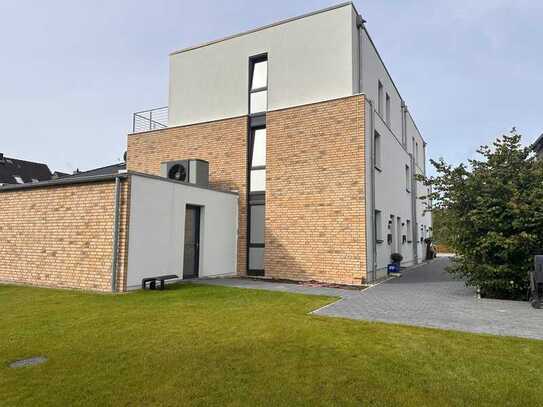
[160,159,209,187]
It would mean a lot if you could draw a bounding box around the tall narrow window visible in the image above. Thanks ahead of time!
[248,126,266,276]
[249,55,268,114]
[405,165,410,192]
[248,54,268,276]
[249,128,266,192]
[385,93,391,126]
[406,219,411,242]
[375,210,383,243]
[415,141,419,165]
[374,131,382,170]
[377,81,384,116]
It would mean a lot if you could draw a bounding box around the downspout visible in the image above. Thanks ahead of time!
[356,15,365,93]
[367,98,377,282]
[111,176,122,292]
[357,14,376,282]
[411,153,418,264]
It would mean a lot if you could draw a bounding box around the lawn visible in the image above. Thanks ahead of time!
[1,283,542,406]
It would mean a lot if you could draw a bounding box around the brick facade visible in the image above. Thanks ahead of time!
[127,95,367,285]
[127,116,248,275]
[266,95,366,284]
[0,179,130,292]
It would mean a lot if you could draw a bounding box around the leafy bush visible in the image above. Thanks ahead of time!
[422,131,543,300]
[391,253,403,264]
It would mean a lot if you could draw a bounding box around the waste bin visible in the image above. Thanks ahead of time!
[530,256,543,309]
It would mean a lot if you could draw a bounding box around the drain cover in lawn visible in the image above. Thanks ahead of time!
[9,356,47,368]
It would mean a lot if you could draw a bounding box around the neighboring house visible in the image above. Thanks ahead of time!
[0,152,52,186]
[0,2,432,292]
[52,171,70,179]
[128,2,432,283]
[70,162,126,177]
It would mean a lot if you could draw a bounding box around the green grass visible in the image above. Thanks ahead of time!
[1,283,542,406]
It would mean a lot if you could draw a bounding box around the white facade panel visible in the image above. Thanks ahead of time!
[359,30,403,141]
[169,4,355,126]
[126,175,238,289]
[373,116,416,277]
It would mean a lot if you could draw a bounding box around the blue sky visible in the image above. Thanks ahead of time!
[1,0,541,173]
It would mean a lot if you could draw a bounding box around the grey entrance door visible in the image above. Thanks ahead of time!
[183,205,200,279]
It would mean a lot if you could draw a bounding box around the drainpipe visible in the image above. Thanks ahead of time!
[111,176,122,292]
[411,152,418,264]
[356,15,366,93]
[366,98,377,282]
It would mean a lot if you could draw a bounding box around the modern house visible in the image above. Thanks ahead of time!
[128,2,432,284]
[0,153,53,186]
[0,2,431,292]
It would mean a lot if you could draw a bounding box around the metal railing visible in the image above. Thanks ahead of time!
[132,106,168,133]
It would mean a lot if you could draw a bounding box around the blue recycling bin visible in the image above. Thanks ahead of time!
[387,263,400,274]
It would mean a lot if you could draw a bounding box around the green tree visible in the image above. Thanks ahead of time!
[430,207,452,247]
[422,131,543,299]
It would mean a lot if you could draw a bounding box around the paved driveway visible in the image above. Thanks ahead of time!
[314,258,543,340]
[199,258,543,340]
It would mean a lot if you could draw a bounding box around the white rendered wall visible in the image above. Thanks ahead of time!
[126,174,238,290]
[360,26,431,279]
[168,4,355,127]
[373,116,416,278]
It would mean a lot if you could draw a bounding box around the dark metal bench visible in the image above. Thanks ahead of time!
[142,274,179,290]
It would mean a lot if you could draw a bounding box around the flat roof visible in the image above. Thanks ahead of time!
[168,2,427,146]
[0,171,239,196]
[170,2,354,56]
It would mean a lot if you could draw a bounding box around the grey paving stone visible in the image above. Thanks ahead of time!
[197,259,543,340]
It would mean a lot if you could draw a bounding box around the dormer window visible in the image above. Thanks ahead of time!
[13,176,23,184]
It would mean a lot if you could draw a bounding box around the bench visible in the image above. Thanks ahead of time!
[142,274,179,290]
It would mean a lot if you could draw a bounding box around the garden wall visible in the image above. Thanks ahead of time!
[0,176,130,291]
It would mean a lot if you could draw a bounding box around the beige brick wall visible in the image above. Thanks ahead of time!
[126,95,366,285]
[266,95,366,285]
[0,179,130,292]
[127,116,248,275]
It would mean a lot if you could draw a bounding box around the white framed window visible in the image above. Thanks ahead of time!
[13,176,23,184]
[374,131,382,170]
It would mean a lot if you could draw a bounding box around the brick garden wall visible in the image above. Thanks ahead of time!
[0,179,130,292]
[126,95,366,285]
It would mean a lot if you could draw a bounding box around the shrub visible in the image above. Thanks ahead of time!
[391,253,403,264]
[422,131,543,300]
